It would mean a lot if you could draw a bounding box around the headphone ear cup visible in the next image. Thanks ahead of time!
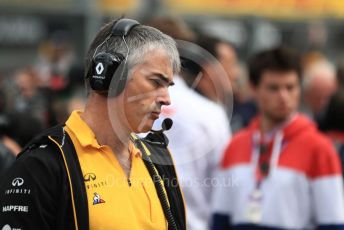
[89,52,124,92]
[109,62,128,97]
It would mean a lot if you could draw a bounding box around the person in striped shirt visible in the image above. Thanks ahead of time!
[211,46,344,230]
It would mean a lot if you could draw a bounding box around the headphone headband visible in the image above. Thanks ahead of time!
[111,19,140,37]
[89,18,141,95]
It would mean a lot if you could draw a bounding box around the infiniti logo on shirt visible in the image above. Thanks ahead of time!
[84,173,97,182]
[11,178,24,187]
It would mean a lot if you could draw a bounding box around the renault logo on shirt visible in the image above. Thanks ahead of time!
[11,178,24,187]
[84,173,97,182]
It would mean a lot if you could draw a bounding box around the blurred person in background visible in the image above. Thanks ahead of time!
[301,59,338,130]
[53,63,87,124]
[211,46,344,229]
[0,18,186,230]
[53,93,87,127]
[193,35,257,132]
[34,31,75,92]
[322,88,344,178]
[335,60,344,88]
[0,114,21,178]
[0,91,21,177]
[148,16,231,230]
[5,111,44,147]
[65,62,86,97]
[34,33,83,126]
[191,35,239,105]
[12,67,56,129]
[1,69,45,147]
[0,39,58,146]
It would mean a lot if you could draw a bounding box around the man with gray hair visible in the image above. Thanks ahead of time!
[0,18,186,230]
[301,59,337,129]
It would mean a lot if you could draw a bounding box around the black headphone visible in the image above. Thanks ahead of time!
[88,18,140,96]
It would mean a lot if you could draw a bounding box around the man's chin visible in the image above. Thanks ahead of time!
[270,112,292,123]
[132,123,153,134]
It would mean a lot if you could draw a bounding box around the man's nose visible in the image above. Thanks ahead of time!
[278,88,289,100]
[157,88,171,106]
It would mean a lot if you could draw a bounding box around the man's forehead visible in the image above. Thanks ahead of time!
[262,70,299,79]
[258,70,299,85]
[138,67,174,85]
[141,47,170,60]
[138,52,173,72]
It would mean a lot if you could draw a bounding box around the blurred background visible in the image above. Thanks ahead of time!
[1,0,344,150]
[2,2,344,229]
[2,0,344,69]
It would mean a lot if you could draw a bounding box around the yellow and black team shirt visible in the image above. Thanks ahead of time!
[65,111,167,230]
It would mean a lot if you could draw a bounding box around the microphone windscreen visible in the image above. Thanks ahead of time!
[162,118,173,131]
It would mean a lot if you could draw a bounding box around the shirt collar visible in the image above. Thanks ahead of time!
[65,110,101,149]
[66,110,143,157]
[129,141,142,158]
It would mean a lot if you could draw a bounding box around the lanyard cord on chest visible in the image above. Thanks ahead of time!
[130,133,178,230]
[252,131,284,187]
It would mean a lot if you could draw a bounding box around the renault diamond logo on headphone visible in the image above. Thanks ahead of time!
[12,177,24,187]
[95,63,104,75]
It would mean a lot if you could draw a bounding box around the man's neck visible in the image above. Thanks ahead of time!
[260,113,296,134]
[80,99,130,156]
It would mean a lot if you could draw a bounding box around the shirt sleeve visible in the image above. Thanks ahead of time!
[207,106,232,192]
[208,107,232,230]
[210,166,232,230]
[310,139,344,229]
[0,146,64,230]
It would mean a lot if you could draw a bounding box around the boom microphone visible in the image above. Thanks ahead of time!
[151,118,173,133]
[161,118,173,131]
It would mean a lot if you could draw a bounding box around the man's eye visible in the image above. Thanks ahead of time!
[286,84,295,91]
[152,78,167,88]
[267,85,278,91]
[151,79,162,87]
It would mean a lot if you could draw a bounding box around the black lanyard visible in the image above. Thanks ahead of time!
[130,133,178,230]
[252,131,283,189]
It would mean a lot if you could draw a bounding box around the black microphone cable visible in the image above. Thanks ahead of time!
[130,133,178,230]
